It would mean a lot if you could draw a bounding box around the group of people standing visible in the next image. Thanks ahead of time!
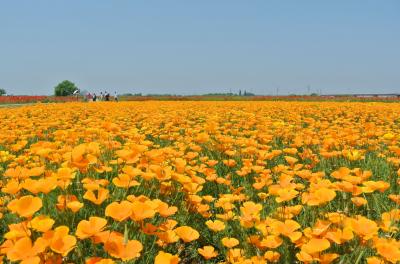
[86,91,118,102]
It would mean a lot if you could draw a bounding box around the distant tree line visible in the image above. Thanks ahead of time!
[51,80,259,97]
[204,90,255,96]
[121,93,143,96]
[54,80,78,96]
[3,82,324,97]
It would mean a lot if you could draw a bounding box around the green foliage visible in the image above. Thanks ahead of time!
[54,80,78,96]
[243,90,255,96]
[0,88,6,96]
[202,93,236,96]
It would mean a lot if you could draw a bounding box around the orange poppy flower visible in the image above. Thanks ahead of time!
[122,166,143,177]
[302,187,336,206]
[205,220,226,232]
[301,238,330,255]
[240,201,262,218]
[198,246,218,259]
[361,181,390,193]
[259,235,283,249]
[310,220,331,236]
[4,222,31,240]
[22,177,57,194]
[130,200,157,222]
[264,250,281,262]
[55,167,76,181]
[112,173,140,188]
[1,179,22,195]
[351,197,368,207]
[156,230,180,245]
[206,159,218,167]
[76,217,107,239]
[222,237,239,248]
[154,200,178,217]
[349,216,379,240]
[319,253,339,263]
[154,251,180,264]
[159,219,178,231]
[272,219,302,242]
[0,239,15,258]
[67,200,84,212]
[375,240,400,263]
[380,209,400,232]
[142,223,158,235]
[388,194,400,205]
[86,257,115,264]
[56,195,79,211]
[6,237,46,264]
[44,226,77,256]
[275,188,299,203]
[82,178,109,190]
[29,215,55,233]
[105,201,132,222]
[104,232,143,261]
[274,205,302,219]
[3,166,29,179]
[366,256,385,264]
[90,230,111,244]
[285,156,298,166]
[174,226,200,243]
[8,195,42,218]
[296,250,313,262]
[325,228,354,244]
[227,248,244,263]
[83,187,109,205]
[223,159,236,167]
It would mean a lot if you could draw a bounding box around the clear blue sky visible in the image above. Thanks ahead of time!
[1,0,399,95]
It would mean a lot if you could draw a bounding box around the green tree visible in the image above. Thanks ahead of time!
[54,80,78,96]
[0,88,6,96]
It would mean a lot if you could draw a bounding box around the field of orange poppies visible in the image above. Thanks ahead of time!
[0,101,399,264]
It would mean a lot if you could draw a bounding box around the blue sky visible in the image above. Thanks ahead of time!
[1,0,399,95]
